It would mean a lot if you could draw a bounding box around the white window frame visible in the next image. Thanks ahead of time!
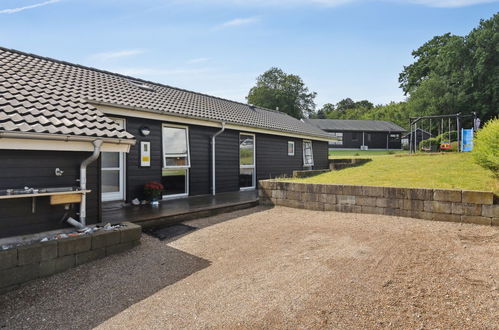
[101,117,126,202]
[328,132,343,146]
[288,141,295,156]
[239,133,256,191]
[162,124,190,199]
[303,140,314,167]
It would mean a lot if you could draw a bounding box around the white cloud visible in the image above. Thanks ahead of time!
[0,0,62,14]
[219,16,259,28]
[187,57,210,64]
[89,49,145,61]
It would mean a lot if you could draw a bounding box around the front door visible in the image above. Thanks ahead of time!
[101,118,125,201]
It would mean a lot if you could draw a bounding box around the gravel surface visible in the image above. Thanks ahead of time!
[1,206,498,329]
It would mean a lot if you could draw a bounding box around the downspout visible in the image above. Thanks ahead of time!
[79,139,103,226]
[211,122,226,196]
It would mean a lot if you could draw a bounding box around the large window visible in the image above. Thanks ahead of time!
[329,132,343,145]
[162,125,190,198]
[239,133,255,190]
[303,140,314,167]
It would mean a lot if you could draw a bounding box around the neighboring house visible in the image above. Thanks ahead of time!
[304,119,406,150]
[0,47,330,238]
[401,128,433,149]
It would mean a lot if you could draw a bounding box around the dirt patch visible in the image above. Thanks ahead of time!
[2,206,498,329]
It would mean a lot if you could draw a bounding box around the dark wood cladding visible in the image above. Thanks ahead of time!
[215,129,239,193]
[327,131,402,149]
[312,140,329,169]
[256,134,303,180]
[0,150,100,238]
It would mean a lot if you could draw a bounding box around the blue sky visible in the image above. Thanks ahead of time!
[0,0,497,108]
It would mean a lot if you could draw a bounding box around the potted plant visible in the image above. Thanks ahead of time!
[143,181,164,206]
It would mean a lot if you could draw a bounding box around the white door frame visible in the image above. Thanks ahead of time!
[101,118,126,202]
[239,133,256,191]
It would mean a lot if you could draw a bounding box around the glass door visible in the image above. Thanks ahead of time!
[101,118,125,201]
[239,133,255,190]
[161,124,190,199]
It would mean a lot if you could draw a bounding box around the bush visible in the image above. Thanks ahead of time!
[419,138,439,151]
[472,118,499,176]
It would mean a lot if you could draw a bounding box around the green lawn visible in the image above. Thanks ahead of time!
[329,149,408,158]
[293,153,498,193]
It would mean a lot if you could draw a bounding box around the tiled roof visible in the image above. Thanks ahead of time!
[304,119,406,133]
[0,47,330,140]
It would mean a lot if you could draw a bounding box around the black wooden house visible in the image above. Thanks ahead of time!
[304,119,406,150]
[0,47,330,238]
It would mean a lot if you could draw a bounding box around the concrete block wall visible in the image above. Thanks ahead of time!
[0,222,141,294]
[259,180,498,226]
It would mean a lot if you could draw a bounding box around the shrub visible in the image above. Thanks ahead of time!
[419,138,439,151]
[472,118,499,176]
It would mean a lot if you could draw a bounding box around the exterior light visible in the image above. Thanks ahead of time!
[140,126,151,136]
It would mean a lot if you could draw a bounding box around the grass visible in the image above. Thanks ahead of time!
[329,149,408,158]
[292,153,498,193]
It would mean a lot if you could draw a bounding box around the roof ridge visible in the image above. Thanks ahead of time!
[0,46,287,116]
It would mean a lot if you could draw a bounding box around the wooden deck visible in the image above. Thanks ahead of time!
[102,190,259,228]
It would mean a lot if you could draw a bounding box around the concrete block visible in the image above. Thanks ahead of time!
[376,198,401,209]
[451,203,463,215]
[55,255,76,273]
[383,208,399,216]
[433,189,461,202]
[0,264,39,287]
[432,213,461,223]
[18,241,57,265]
[91,230,121,250]
[409,210,434,221]
[362,186,384,197]
[301,192,318,202]
[307,202,325,211]
[324,184,344,195]
[271,190,285,199]
[323,203,337,211]
[76,249,105,266]
[335,205,361,213]
[106,240,140,256]
[340,185,359,195]
[492,218,499,226]
[430,201,452,214]
[57,235,91,257]
[461,215,491,226]
[285,191,301,200]
[120,223,142,243]
[361,206,384,215]
[318,193,336,204]
[39,260,56,277]
[337,195,356,205]
[460,203,482,216]
[406,188,434,200]
[355,196,377,207]
[402,199,424,211]
[482,205,499,218]
[384,187,407,199]
[0,248,17,270]
[462,191,494,205]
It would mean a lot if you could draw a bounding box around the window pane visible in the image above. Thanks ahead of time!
[164,156,188,167]
[303,141,314,166]
[329,132,343,145]
[288,141,294,155]
[102,170,120,193]
[239,168,254,188]
[161,169,187,196]
[240,135,254,165]
[102,152,119,168]
[163,127,187,154]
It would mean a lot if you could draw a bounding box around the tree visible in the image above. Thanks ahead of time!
[246,67,317,119]
[335,98,356,113]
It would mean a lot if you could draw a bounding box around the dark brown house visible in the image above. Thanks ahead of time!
[0,47,330,238]
[304,119,406,150]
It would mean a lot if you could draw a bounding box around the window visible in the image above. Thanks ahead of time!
[367,133,372,142]
[162,125,190,198]
[303,140,314,167]
[352,133,358,141]
[239,133,255,190]
[162,125,190,167]
[288,141,295,156]
[328,132,343,145]
[389,133,400,141]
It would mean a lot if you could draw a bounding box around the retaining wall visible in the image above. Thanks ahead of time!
[259,181,498,226]
[0,222,141,294]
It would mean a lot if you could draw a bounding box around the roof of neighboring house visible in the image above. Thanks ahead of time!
[401,128,433,139]
[0,47,329,141]
[303,119,406,133]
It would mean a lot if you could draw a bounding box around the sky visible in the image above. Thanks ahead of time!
[0,0,497,109]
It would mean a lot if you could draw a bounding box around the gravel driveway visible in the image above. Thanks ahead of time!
[1,206,498,329]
